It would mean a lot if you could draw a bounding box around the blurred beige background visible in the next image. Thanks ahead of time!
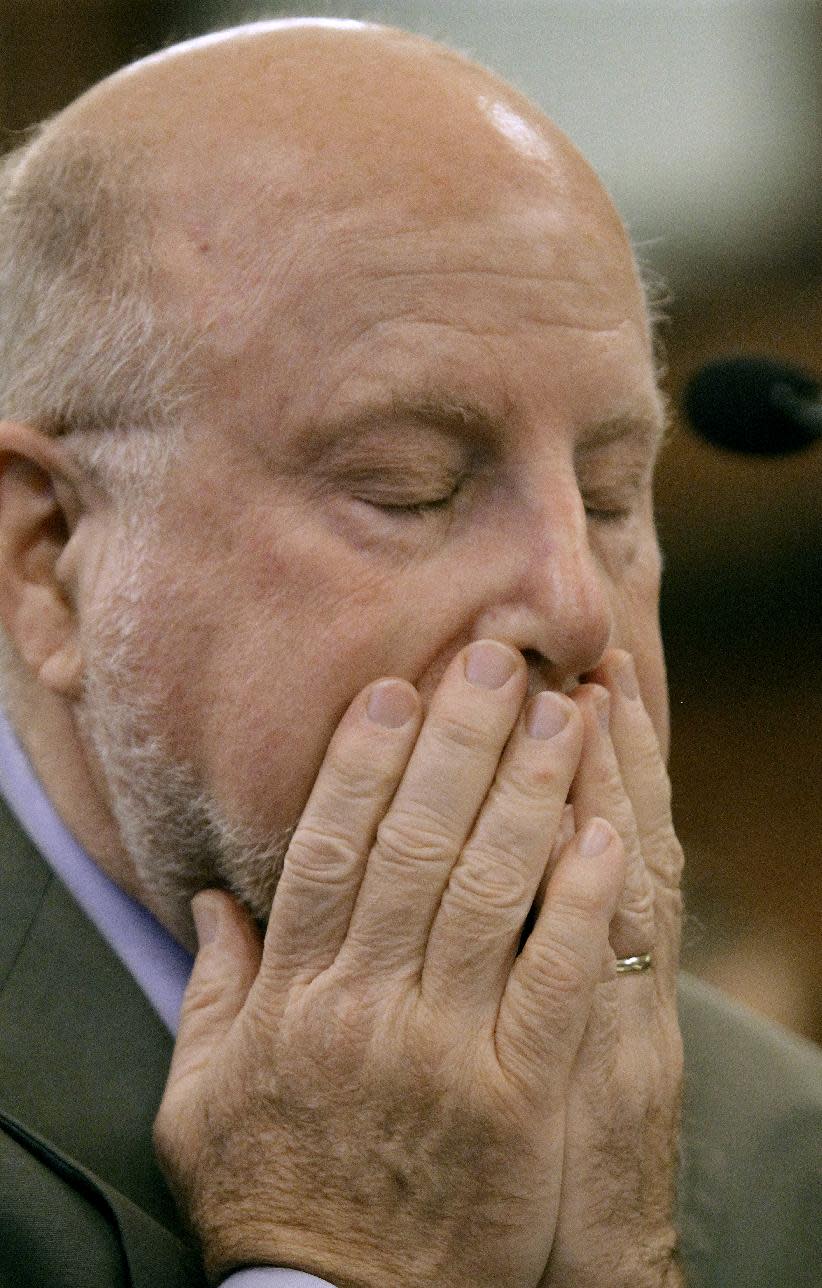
[2,0,820,1042]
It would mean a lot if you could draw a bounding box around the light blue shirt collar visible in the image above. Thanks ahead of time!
[0,709,191,1034]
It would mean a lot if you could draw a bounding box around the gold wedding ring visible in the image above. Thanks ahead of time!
[615,952,653,974]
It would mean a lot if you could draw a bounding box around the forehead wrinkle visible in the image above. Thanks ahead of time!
[264,199,641,310]
[344,258,639,324]
[312,270,642,348]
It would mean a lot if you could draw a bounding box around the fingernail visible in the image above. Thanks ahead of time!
[593,686,610,731]
[579,818,612,857]
[191,892,219,946]
[526,690,571,739]
[366,679,417,728]
[616,655,639,700]
[465,640,519,689]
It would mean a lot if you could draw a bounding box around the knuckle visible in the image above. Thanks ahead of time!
[446,849,531,913]
[374,810,452,867]
[309,968,378,1038]
[286,826,363,885]
[323,743,395,800]
[525,927,597,994]
[619,879,656,923]
[428,712,493,756]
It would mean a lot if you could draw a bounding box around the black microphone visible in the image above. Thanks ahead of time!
[681,355,822,455]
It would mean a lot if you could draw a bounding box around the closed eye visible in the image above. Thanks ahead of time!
[356,476,467,517]
[375,494,455,516]
[584,502,632,524]
[581,477,646,525]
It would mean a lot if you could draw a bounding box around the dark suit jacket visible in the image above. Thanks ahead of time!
[1,797,819,1287]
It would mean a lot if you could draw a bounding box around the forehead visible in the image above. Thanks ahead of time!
[173,193,657,451]
[63,21,653,442]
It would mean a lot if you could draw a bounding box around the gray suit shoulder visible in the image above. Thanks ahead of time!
[677,972,822,1287]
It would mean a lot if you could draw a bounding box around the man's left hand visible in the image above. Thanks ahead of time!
[540,650,684,1286]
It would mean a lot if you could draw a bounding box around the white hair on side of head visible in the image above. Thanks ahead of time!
[0,127,201,708]
[0,127,200,502]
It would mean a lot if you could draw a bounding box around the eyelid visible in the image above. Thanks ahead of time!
[584,504,632,523]
[581,475,647,523]
[357,473,468,517]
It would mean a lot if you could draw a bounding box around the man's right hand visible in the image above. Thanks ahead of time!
[154,640,639,1288]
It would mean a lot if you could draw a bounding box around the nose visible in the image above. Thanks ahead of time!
[471,490,613,688]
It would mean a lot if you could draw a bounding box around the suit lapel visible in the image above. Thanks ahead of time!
[0,796,185,1238]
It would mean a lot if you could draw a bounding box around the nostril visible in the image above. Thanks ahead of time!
[522,649,580,697]
[522,649,545,698]
[521,649,562,698]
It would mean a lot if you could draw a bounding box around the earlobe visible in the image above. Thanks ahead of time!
[38,639,84,699]
[0,421,85,698]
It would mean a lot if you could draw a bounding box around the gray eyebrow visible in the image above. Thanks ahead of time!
[347,392,510,440]
[310,388,667,459]
[384,397,667,458]
[574,411,668,457]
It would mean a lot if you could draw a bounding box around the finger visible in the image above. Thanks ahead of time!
[495,818,626,1101]
[589,651,684,891]
[535,801,576,910]
[341,640,527,973]
[421,691,582,1013]
[517,802,576,955]
[588,651,684,982]
[570,684,655,963]
[165,891,262,1101]
[264,678,422,983]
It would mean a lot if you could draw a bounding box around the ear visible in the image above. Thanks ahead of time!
[0,421,88,700]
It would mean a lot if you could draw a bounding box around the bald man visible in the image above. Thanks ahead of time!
[0,18,819,1288]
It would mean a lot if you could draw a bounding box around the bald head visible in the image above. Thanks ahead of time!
[47,20,640,348]
[66,19,618,219]
[0,17,652,472]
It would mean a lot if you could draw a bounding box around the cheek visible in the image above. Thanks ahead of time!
[193,598,393,830]
[188,542,467,834]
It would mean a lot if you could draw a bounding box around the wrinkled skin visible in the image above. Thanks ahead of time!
[0,19,683,1288]
[156,645,683,1287]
